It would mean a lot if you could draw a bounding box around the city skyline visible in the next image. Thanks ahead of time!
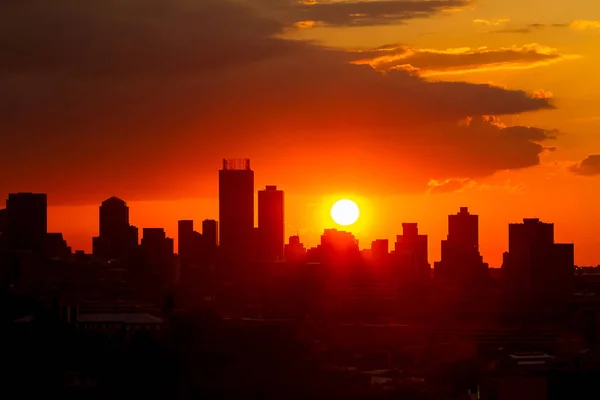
[0,160,580,269]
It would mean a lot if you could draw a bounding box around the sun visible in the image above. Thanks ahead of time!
[331,199,360,226]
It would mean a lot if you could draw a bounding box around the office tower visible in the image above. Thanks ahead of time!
[202,219,218,248]
[502,218,574,307]
[141,228,176,285]
[5,193,47,254]
[371,239,389,265]
[218,159,254,261]
[318,229,360,264]
[434,207,488,285]
[44,233,71,259]
[92,197,138,260]
[448,207,479,250]
[394,223,430,281]
[178,220,195,267]
[285,235,306,263]
[258,185,285,261]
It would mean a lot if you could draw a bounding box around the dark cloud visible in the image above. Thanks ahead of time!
[570,155,600,176]
[0,0,558,205]
[351,44,569,75]
[258,0,472,27]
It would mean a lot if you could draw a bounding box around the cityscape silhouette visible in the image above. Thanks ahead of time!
[1,159,597,399]
[2,0,600,399]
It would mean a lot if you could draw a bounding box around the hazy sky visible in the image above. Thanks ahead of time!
[2,0,600,266]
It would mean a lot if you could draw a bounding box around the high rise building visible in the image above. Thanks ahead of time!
[285,235,306,263]
[5,193,47,254]
[141,228,176,285]
[258,185,285,261]
[202,219,218,249]
[434,207,488,285]
[394,223,430,281]
[371,239,389,264]
[178,220,195,267]
[92,197,138,260]
[44,233,71,259]
[502,218,574,307]
[218,159,254,261]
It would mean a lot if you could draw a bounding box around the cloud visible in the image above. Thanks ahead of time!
[570,20,600,30]
[350,43,576,76]
[473,18,510,26]
[283,0,473,27]
[492,22,570,34]
[0,0,559,205]
[427,179,474,194]
[570,155,600,176]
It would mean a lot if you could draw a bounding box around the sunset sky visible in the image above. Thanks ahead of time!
[2,0,600,267]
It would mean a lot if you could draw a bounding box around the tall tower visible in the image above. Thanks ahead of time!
[258,185,285,261]
[502,218,573,307]
[395,223,430,281]
[5,192,47,254]
[178,220,195,267]
[93,197,138,259]
[448,207,479,251]
[218,159,254,261]
[434,207,488,285]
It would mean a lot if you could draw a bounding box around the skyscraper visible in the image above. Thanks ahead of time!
[394,223,430,281]
[178,220,195,267]
[202,219,218,264]
[434,207,488,285]
[5,192,47,254]
[93,197,138,260]
[258,185,284,261]
[219,159,254,261]
[202,219,218,249]
[502,218,574,307]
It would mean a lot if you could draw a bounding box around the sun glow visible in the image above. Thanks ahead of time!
[330,199,360,226]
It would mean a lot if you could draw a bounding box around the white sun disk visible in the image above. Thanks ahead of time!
[331,199,360,226]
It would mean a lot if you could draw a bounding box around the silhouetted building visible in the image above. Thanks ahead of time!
[202,219,218,265]
[141,228,176,286]
[317,229,360,264]
[502,218,574,308]
[258,185,285,261]
[202,219,218,249]
[92,197,138,260]
[394,223,430,281]
[218,159,254,262]
[5,193,47,255]
[178,220,195,267]
[434,207,488,286]
[44,233,71,259]
[285,235,306,263]
[371,239,389,265]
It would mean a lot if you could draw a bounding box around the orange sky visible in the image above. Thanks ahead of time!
[3,0,600,267]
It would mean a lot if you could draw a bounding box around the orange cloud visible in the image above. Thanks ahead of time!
[473,18,510,26]
[570,20,600,30]
[351,43,578,76]
[570,155,600,176]
[295,20,317,28]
